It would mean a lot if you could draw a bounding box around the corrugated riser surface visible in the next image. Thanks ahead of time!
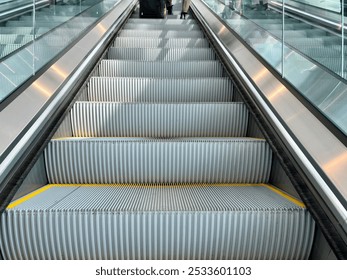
[107,48,215,61]
[97,60,225,78]
[0,185,315,260]
[70,102,248,137]
[44,138,272,184]
[113,38,210,48]
[118,30,204,38]
[87,77,233,102]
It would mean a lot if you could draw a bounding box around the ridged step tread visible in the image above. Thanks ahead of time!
[44,138,272,184]
[113,37,209,48]
[70,102,248,137]
[1,184,314,260]
[107,48,215,61]
[126,18,197,24]
[123,23,201,31]
[87,77,233,102]
[97,60,225,78]
[118,29,204,38]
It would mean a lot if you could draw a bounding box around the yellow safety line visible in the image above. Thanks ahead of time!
[264,185,306,208]
[7,183,305,209]
[7,185,53,209]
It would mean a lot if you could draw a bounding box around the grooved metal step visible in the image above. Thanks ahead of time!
[126,18,197,24]
[113,37,210,48]
[44,138,272,184]
[123,23,201,31]
[87,77,233,102]
[70,102,248,137]
[118,29,204,38]
[107,47,215,61]
[97,60,225,78]
[0,184,314,260]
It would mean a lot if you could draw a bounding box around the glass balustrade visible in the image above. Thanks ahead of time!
[0,0,120,103]
[202,0,347,135]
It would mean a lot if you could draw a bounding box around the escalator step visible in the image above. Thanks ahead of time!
[87,77,233,102]
[126,18,197,24]
[97,60,224,78]
[70,102,248,137]
[1,184,314,260]
[44,138,272,184]
[107,47,215,61]
[118,29,204,38]
[123,23,201,31]
[113,37,210,48]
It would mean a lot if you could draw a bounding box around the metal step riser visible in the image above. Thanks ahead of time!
[45,139,272,184]
[87,77,233,102]
[118,30,204,38]
[123,23,200,31]
[113,38,209,48]
[107,48,215,61]
[70,103,248,137]
[127,18,197,25]
[97,61,224,78]
[1,209,314,260]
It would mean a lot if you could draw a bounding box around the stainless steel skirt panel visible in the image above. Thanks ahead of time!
[70,102,248,137]
[112,38,210,48]
[118,30,204,38]
[107,48,215,61]
[97,60,225,78]
[87,77,233,102]
[44,138,272,184]
[1,185,314,260]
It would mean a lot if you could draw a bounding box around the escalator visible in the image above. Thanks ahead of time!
[0,2,323,260]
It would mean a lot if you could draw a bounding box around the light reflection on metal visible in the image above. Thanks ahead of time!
[51,65,68,79]
[323,152,347,176]
[32,81,52,97]
[267,84,286,102]
[253,68,268,83]
[97,23,107,34]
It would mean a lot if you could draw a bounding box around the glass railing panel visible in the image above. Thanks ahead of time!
[203,0,284,72]
[201,0,347,135]
[0,0,120,103]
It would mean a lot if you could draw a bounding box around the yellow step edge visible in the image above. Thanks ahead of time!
[7,183,305,209]
[7,185,53,209]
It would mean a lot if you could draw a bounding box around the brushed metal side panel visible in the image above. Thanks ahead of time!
[87,77,233,102]
[70,102,248,137]
[11,154,48,201]
[44,138,272,184]
[52,114,73,139]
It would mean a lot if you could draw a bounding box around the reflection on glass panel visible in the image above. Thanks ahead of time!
[201,0,347,134]
[0,0,120,103]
